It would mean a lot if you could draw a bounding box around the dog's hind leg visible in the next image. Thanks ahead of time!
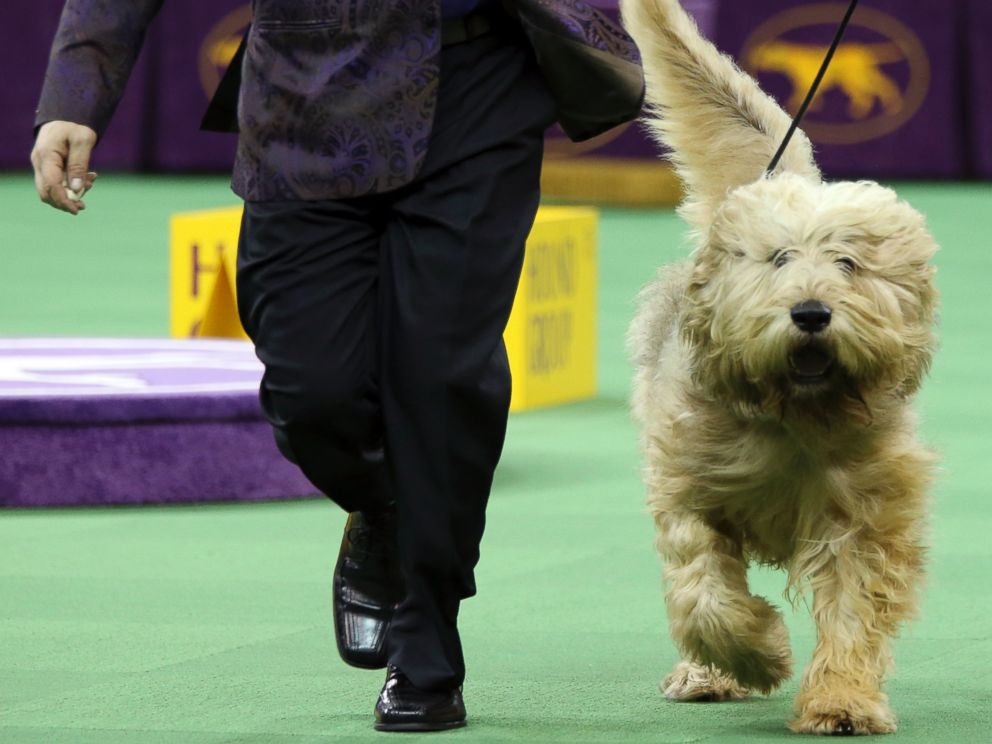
[657,509,793,694]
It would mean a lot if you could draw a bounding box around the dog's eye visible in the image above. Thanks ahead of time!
[771,250,792,269]
[835,257,857,274]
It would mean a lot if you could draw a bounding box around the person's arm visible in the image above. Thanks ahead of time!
[31,0,165,214]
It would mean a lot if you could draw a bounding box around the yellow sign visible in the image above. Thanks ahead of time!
[170,206,598,411]
[742,4,930,145]
[169,207,244,339]
[504,208,598,411]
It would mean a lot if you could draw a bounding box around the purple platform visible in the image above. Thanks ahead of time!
[0,338,318,507]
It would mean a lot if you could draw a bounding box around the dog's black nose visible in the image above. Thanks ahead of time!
[791,300,832,333]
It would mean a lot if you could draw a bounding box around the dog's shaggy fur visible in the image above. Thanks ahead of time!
[621,0,939,735]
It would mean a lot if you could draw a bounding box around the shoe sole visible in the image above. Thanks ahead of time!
[340,653,388,671]
[333,573,390,670]
[373,720,466,732]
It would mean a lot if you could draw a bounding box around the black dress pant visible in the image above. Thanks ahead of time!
[235,25,557,691]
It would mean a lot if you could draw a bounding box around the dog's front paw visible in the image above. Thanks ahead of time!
[790,689,897,736]
[718,640,793,695]
[682,596,793,694]
[661,661,750,702]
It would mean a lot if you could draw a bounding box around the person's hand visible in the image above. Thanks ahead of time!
[31,121,99,215]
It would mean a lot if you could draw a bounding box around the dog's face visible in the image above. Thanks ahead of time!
[682,173,938,418]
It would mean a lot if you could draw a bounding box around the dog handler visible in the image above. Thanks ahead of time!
[30,0,643,732]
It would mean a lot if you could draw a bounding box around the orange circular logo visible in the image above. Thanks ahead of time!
[741,4,930,145]
[198,5,252,99]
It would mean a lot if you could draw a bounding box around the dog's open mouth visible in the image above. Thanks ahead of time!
[789,343,834,384]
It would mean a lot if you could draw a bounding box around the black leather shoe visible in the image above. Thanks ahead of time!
[374,666,466,732]
[333,508,401,669]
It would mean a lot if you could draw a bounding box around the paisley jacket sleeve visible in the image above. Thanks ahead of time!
[34,0,165,137]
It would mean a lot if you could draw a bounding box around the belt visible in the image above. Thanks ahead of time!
[440,12,497,46]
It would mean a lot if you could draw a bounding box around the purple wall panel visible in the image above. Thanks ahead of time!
[0,5,65,170]
[3,0,986,179]
[967,0,992,177]
[87,55,156,171]
[715,0,966,178]
[146,2,245,170]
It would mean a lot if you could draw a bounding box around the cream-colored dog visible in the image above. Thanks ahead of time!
[621,0,938,735]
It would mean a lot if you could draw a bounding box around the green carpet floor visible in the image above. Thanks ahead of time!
[0,175,990,742]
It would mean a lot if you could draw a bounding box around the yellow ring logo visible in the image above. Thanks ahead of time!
[741,4,931,146]
[198,5,252,99]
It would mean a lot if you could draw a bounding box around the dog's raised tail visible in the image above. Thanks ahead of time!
[620,0,821,225]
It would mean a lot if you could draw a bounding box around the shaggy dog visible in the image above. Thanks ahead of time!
[621,0,938,735]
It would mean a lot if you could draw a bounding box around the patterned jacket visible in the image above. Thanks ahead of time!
[36,1,644,200]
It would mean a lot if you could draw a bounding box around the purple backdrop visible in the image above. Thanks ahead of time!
[3,0,989,179]
[967,0,992,177]
[147,2,244,170]
[715,0,967,178]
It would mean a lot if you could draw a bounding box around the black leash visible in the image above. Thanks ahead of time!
[766,0,860,174]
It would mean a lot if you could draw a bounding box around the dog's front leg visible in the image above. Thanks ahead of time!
[657,509,792,695]
[790,524,924,736]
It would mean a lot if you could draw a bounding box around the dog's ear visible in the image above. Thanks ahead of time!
[621,0,821,228]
